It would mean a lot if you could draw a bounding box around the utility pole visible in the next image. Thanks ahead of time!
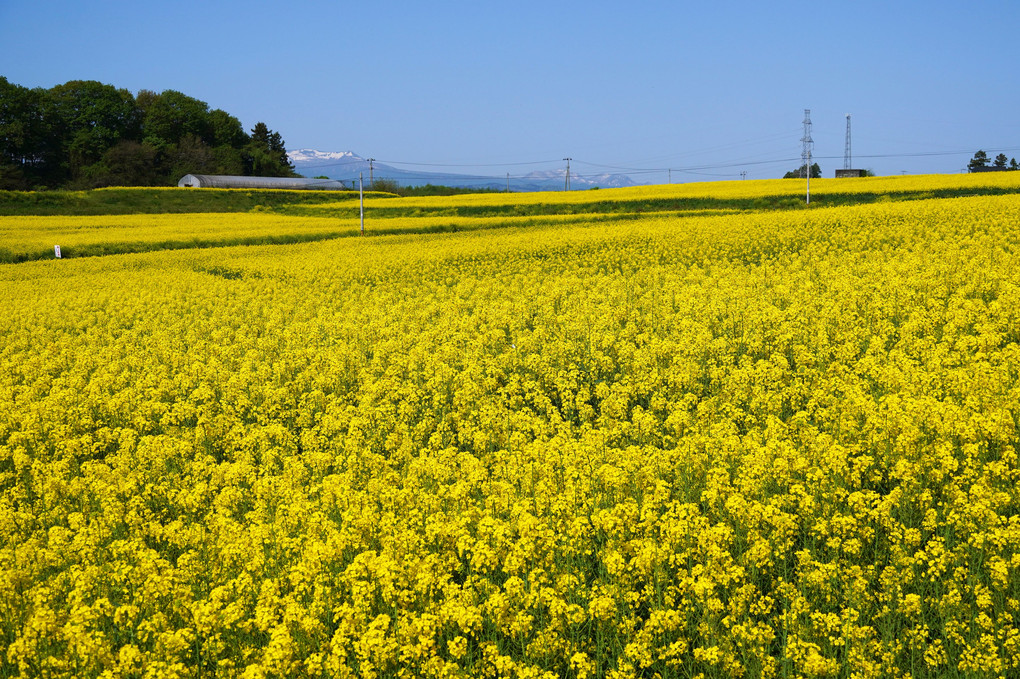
[506,172,510,193]
[563,157,572,191]
[367,158,375,186]
[668,169,672,184]
[801,109,813,204]
[741,171,747,180]
[359,173,364,234]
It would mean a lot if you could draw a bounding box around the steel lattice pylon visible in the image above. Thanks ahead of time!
[801,109,813,203]
[844,114,852,170]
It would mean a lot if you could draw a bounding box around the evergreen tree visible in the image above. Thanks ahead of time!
[243,122,295,177]
[968,150,990,172]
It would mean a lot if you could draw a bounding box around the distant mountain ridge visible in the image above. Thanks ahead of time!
[288,149,636,191]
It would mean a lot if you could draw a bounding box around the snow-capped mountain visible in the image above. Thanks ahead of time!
[288,149,367,174]
[287,149,636,192]
[520,169,637,190]
[288,149,357,162]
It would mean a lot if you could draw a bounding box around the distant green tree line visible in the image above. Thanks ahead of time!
[968,150,1019,173]
[783,163,822,179]
[0,77,296,189]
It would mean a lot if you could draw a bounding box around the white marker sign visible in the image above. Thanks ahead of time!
[54,245,62,259]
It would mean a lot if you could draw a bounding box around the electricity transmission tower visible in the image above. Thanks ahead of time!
[563,158,572,191]
[844,114,852,170]
[367,158,376,186]
[801,109,813,204]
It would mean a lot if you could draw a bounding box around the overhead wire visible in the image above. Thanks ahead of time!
[374,158,563,168]
[291,144,1020,185]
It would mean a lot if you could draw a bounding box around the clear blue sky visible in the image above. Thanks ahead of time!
[2,0,1018,182]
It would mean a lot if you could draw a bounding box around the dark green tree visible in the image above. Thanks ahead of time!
[783,163,821,179]
[208,109,247,148]
[48,80,139,184]
[134,89,158,122]
[141,92,251,183]
[210,146,244,176]
[1010,158,1019,171]
[243,122,295,177]
[206,109,248,176]
[167,133,218,180]
[968,150,990,172]
[993,153,1008,169]
[0,77,55,188]
[80,140,159,188]
[140,90,214,150]
[0,77,294,187]
[371,177,401,193]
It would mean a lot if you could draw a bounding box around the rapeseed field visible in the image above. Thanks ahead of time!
[1,182,1019,678]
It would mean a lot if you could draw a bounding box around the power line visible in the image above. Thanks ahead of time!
[289,158,372,171]
[376,158,562,168]
[573,156,799,173]
[290,145,1020,185]
[821,147,1020,160]
[611,130,802,166]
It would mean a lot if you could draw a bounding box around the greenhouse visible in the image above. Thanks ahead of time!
[177,174,347,190]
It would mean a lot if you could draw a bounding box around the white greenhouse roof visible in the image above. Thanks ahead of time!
[177,174,347,190]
